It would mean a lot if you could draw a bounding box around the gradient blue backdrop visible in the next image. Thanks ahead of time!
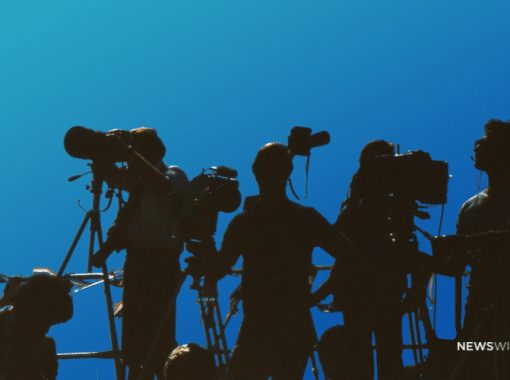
[1,1,509,379]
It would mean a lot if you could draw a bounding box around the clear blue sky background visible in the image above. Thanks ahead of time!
[1,1,509,379]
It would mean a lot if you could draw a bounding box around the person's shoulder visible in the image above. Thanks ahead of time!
[164,165,190,193]
[286,200,330,224]
[456,189,488,234]
[459,189,488,214]
[165,165,189,181]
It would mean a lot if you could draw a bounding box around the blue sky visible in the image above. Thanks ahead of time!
[1,1,509,378]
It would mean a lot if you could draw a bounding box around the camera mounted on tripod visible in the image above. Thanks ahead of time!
[185,166,242,290]
[372,149,449,206]
[63,126,173,195]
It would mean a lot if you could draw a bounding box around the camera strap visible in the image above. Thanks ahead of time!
[288,155,310,200]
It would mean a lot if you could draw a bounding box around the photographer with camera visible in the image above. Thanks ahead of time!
[451,119,510,379]
[87,127,191,380]
[189,140,355,380]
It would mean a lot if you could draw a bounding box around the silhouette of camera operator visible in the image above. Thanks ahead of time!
[91,127,191,380]
[318,139,441,380]
[192,142,354,380]
[334,140,409,380]
[453,119,510,379]
[0,274,73,380]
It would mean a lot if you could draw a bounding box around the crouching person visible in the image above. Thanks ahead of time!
[0,274,74,380]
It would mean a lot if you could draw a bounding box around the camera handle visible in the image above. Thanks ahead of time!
[57,163,124,380]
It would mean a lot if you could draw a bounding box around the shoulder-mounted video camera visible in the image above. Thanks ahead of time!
[373,150,449,205]
[190,166,241,215]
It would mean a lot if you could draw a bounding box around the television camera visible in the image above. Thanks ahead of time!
[372,149,449,205]
[184,166,242,289]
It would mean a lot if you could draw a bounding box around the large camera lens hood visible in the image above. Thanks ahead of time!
[64,126,109,160]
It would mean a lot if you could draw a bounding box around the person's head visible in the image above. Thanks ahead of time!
[164,343,216,380]
[3,274,74,332]
[346,140,394,200]
[358,139,394,166]
[129,127,166,165]
[252,142,293,193]
[474,119,510,174]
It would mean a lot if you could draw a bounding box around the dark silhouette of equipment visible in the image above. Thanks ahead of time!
[186,166,241,290]
[64,126,173,195]
[287,126,331,200]
[287,126,330,157]
[185,166,241,379]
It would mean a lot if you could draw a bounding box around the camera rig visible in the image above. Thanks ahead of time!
[185,165,242,288]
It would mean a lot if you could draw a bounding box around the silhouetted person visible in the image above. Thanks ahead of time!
[91,127,191,380]
[0,274,73,380]
[319,140,417,380]
[197,142,354,380]
[454,119,510,379]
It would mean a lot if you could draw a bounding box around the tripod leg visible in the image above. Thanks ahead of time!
[102,262,124,380]
[58,212,92,276]
[136,272,187,380]
[212,297,231,377]
[408,312,419,365]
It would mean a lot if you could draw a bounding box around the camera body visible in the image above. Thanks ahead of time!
[373,150,449,205]
[185,166,242,242]
[287,126,330,157]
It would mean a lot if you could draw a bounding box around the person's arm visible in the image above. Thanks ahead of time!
[211,215,244,280]
[315,210,356,260]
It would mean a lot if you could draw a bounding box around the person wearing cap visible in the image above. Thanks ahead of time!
[194,142,354,380]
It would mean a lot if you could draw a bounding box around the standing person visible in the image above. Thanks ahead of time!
[92,127,190,380]
[332,140,408,380]
[453,119,510,379]
[193,142,355,380]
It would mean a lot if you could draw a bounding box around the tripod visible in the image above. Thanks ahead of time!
[58,163,124,380]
